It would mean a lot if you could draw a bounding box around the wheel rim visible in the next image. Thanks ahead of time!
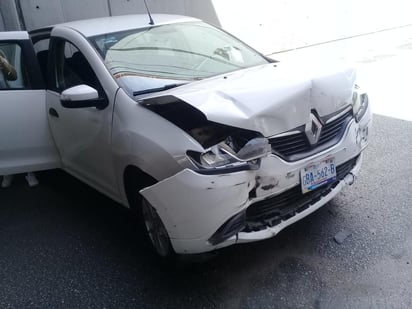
[141,199,171,257]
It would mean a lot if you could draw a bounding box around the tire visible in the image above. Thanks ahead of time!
[140,197,174,258]
[124,167,174,258]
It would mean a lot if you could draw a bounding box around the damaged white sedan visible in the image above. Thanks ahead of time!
[0,14,371,257]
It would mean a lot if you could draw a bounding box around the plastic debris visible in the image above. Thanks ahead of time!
[25,172,39,187]
[1,175,13,188]
[334,229,352,244]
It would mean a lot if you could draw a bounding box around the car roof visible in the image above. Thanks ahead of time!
[32,14,200,37]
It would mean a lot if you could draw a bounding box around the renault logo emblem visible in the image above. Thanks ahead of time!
[305,113,322,145]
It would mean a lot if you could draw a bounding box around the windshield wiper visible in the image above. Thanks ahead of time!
[133,83,186,96]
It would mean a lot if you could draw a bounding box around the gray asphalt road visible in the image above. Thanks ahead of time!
[0,114,411,308]
[2,25,412,308]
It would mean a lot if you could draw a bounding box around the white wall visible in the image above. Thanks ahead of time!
[3,0,412,54]
[16,0,220,31]
[210,0,412,54]
[108,0,220,26]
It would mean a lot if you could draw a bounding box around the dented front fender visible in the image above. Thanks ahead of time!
[140,169,255,242]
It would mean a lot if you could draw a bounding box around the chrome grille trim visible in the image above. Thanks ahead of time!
[269,109,353,161]
[325,105,353,124]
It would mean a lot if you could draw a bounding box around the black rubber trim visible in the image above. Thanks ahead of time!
[209,211,246,245]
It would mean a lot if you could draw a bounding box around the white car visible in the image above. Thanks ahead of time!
[0,14,371,257]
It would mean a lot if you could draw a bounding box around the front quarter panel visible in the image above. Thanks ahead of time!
[111,89,205,205]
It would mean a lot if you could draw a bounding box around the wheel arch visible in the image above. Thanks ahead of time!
[123,164,157,211]
[122,164,176,257]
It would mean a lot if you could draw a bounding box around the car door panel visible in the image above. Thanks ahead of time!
[0,33,61,175]
[45,31,119,199]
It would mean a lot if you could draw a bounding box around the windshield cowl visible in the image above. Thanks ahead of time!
[133,83,187,96]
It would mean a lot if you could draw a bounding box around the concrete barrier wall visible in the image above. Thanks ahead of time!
[1,0,411,54]
[12,0,220,31]
[0,12,4,32]
[0,0,21,32]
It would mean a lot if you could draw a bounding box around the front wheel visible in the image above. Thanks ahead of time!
[141,198,174,258]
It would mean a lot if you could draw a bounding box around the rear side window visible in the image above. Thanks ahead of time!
[0,43,30,90]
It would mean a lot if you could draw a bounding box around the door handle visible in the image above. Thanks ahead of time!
[49,108,59,118]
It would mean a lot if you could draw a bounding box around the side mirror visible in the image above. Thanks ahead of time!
[60,85,108,109]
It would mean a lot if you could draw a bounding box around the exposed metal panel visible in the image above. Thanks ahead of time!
[60,0,110,22]
[19,0,65,30]
[109,0,186,16]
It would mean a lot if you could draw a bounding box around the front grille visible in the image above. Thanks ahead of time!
[208,156,359,244]
[317,111,352,146]
[269,133,310,157]
[270,110,353,161]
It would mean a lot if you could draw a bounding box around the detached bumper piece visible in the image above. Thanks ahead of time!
[208,156,358,245]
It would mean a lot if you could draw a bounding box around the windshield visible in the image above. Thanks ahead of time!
[90,21,268,95]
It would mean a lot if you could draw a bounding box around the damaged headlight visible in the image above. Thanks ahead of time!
[140,96,272,172]
[188,137,272,171]
[352,85,369,122]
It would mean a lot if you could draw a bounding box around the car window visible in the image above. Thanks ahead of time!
[0,43,30,90]
[50,39,103,95]
[90,21,268,95]
[33,38,50,82]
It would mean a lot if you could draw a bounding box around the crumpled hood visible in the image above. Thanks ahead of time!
[155,62,356,137]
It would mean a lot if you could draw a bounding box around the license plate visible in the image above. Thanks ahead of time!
[301,157,336,194]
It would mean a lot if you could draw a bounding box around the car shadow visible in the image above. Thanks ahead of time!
[0,169,340,308]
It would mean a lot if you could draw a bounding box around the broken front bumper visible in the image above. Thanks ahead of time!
[140,111,371,254]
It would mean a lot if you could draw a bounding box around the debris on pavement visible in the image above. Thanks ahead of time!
[334,229,352,244]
